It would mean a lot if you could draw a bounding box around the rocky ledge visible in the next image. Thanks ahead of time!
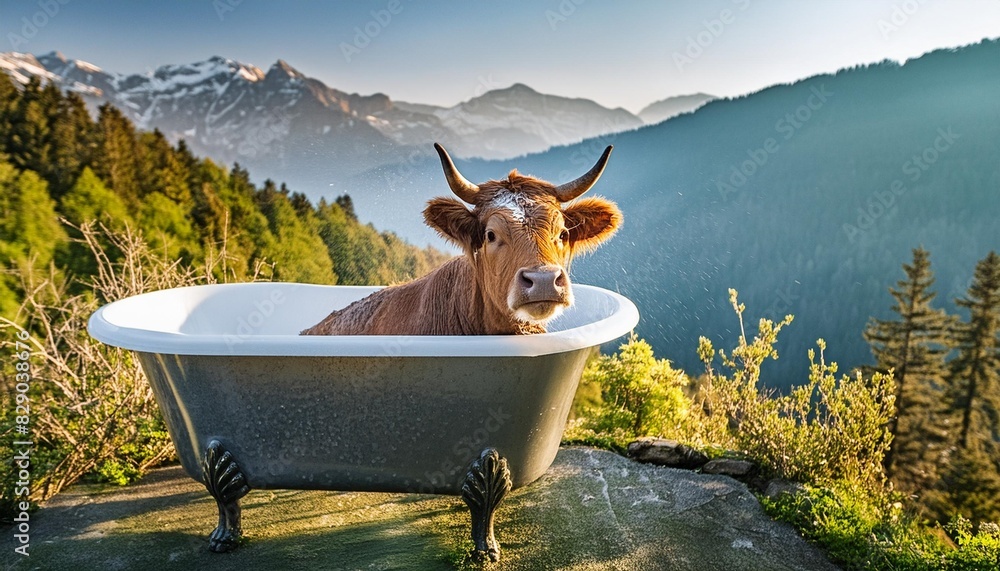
[626,437,808,501]
[2,447,836,570]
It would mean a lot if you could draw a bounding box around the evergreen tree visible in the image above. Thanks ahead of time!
[289,191,313,218]
[335,194,357,221]
[939,251,1000,523]
[949,251,1000,450]
[5,77,52,177]
[0,74,20,162]
[45,88,92,198]
[137,129,192,205]
[937,445,1000,524]
[139,191,201,262]
[93,104,139,205]
[863,248,956,491]
[190,175,229,245]
[214,163,280,279]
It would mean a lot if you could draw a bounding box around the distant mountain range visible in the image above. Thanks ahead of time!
[392,83,643,159]
[0,52,702,194]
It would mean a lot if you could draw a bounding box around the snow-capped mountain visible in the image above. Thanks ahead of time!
[0,51,646,191]
[2,51,399,182]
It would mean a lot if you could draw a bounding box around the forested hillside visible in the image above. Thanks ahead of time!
[0,74,449,318]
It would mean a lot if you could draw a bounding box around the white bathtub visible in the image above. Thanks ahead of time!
[88,282,639,558]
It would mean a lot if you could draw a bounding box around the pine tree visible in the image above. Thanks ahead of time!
[936,445,1000,524]
[0,74,20,162]
[863,248,956,491]
[938,251,1000,524]
[137,129,192,205]
[93,104,140,205]
[5,77,52,177]
[335,194,357,221]
[47,91,94,199]
[0,160,70,317]
[949,251,1000,450]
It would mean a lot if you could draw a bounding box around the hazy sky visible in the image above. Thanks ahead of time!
[4,0,998,113]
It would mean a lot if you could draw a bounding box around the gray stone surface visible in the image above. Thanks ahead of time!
[1,447,838,570]
[627,437,710,469]
[701,458,759,478]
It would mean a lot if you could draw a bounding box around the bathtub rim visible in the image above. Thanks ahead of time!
[87,282,639,357]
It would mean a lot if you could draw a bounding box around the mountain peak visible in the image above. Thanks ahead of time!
[269,59,304,79]
[637,93,716,125]
[505,82,538,93]
[43,50,67,63]
[482,83,540,98]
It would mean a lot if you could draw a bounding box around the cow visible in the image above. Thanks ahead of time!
[300,143,622,336]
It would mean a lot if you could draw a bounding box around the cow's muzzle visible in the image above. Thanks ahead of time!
[509,265,572,322]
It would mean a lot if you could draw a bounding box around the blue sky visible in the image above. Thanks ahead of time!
[3,0,998,112]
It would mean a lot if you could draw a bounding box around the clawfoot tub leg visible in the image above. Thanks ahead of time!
[462,448,512,563]
[202,440,251,553]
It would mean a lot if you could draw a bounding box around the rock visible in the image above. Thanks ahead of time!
[627,437,710,469]
[765,479,808,500]
[702,458,759,478]
[11,447,838,571]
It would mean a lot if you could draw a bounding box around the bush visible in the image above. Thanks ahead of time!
[944,517,1000,571]
[563,335,689,449]
[0,222,231,519]
[690,290,895,489]
[762,483,947,570]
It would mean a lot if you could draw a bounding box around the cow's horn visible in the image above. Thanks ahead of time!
[434,143,480,204]
[554,145,613,202]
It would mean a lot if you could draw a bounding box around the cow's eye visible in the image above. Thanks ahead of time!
[486,230,497,243]
[559,229,570,243]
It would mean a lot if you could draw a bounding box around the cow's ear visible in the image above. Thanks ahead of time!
[424,197,483,251]
[563,197,622,252]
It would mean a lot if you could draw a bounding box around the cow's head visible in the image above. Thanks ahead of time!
[424,143,622,331]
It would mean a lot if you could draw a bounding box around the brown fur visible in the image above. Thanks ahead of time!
[301,170,621,336]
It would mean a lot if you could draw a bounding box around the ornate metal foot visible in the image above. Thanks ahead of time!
[202,440,250,553]
[462,448,512,563]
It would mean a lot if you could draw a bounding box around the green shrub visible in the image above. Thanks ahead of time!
[944,517,1000,571]
[690,290,895,489]
[763,484,947,570]
[564,335,690,448]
